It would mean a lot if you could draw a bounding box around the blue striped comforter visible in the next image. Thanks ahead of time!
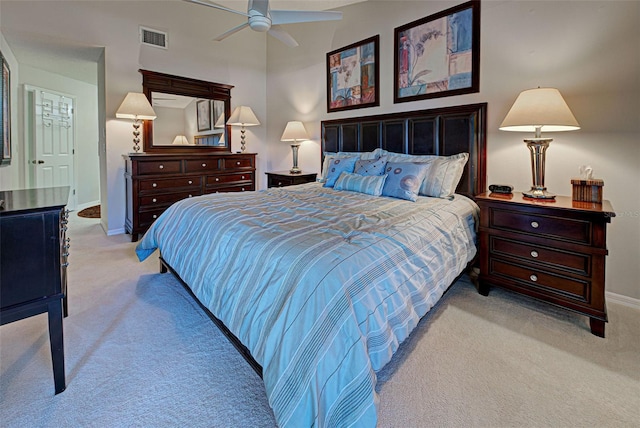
[136,182,478,427]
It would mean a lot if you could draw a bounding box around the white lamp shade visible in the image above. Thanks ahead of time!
[280,121,309,142]
[227,106,260,126]
[499,87,580,133]
[116,92,157,120]
[172,135,189,145]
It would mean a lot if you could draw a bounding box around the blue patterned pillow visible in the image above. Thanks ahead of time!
[333,172,387,196]
[354,156,388,176]
[323,156,358,188]
[381,162,430,201]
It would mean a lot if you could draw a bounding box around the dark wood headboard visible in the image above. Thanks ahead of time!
[321,103,487,197]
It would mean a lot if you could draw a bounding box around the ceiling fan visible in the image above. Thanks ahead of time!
[183,0,343,47]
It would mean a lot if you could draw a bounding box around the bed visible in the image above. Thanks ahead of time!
[136,103,487,427]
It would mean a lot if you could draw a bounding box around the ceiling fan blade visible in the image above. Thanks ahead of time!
[270,10,343,25]
[182,0,249,17]
[214,22,250,41]
[267,25,299,47]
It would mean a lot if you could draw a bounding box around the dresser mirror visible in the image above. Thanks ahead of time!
[140,70,234,153]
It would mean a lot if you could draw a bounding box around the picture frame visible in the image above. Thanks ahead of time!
[327,35,379,113]
[1,51,10,165]
[394,0,480,104]
[196,99,212,132]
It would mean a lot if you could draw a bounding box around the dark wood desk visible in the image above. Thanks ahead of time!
[0,186,70,394]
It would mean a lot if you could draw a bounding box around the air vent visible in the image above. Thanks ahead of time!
[140,26,168,49]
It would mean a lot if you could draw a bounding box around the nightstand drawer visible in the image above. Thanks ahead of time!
[139,177,201,192]
[490,258,590,303]
[490,236,590,276]
[138,160,182,175]
[491,208,591,244]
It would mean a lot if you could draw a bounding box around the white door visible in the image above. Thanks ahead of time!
[26,86,76,209]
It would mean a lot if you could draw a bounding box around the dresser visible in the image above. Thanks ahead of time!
[266,171,317,188]
[124,153,256,241]
[476,192,615,337]
[0,186,70,394]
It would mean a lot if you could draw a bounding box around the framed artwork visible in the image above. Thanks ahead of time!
[394,0,480,103]
[1,51,10,165]
[327,35,379,113]
[196,99,212,132]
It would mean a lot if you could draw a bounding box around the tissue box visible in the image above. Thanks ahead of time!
[571,178,604,203]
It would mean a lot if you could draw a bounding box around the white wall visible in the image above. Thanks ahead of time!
[265,0,640,300]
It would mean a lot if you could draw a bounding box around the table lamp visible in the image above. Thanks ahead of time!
[116,92,157,153]
[280,121,309,174]
[227,106,260,152]
[499,87,580,199]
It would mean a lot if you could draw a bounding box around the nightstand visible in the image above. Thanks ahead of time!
[266,171,317,188]
[475,192,615,337]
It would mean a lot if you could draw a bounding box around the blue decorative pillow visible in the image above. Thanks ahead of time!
[323,156,358,188]
[381,162,430,201]
[333,172,388,196]
[354,156,388,176]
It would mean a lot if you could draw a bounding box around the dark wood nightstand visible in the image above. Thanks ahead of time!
[475,192,615,337]
[266,171,317,188]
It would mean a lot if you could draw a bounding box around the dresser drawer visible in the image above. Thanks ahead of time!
[138,209,166,227]
[140,191,199,208]
[137,160,182,175]
[185,159,221,173]
[206,172,253,186]
[491,208,591,244]
[490,258,590,304]
[207,184,254,193]
[139,177,202,192]
[490,236,590,276]
[224,157,253,169]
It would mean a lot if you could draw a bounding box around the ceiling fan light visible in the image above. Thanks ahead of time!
[249,13,271,32]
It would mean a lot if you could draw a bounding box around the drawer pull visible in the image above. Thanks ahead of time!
[241,175,245,179]
[152,183,157,188]
[237,161,241,165]
[530,250,539,258]
[530,274,538,282]
[188,194,193,198]
[159,164,164,169]
[202,163,207,167]
[278,182,282,186]
[188,180,193,185]
[152,198,157,203]
[530,221,539,229]
[215,178,220,182]
[152,214,157,219]
[241,187,245,191]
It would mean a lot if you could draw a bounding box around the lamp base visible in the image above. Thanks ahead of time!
[523,188,556,200]
[289,167,302,174]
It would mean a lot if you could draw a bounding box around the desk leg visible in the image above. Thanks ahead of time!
[48,300,66,394]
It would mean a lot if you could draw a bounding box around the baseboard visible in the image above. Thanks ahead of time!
[606,291,640,310]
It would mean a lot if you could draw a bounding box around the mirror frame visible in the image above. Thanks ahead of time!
[140,69,234,153]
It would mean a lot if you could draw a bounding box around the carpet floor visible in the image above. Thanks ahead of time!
[1,213,638,427]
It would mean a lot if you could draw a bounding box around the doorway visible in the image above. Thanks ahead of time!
[24,85,77,210]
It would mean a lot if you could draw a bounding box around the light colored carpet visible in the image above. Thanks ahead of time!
[1,212,639,427]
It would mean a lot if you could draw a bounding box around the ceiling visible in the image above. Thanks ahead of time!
[1,0,367,85]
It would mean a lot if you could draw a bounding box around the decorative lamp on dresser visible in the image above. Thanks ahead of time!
[476,192,615,337]
[124,152,256,241]
[0,186,70,394]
